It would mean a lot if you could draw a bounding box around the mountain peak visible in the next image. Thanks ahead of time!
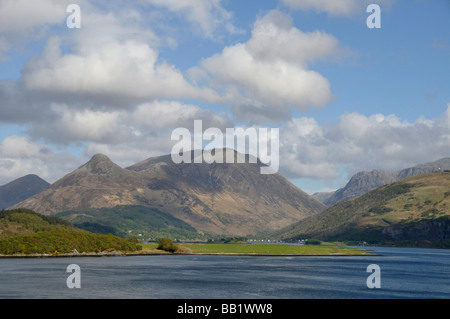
[76,154,124,176]
[90,153,112,162]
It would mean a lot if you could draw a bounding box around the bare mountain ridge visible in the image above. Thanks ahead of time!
[11,150,325,236]
[313,157,450,206]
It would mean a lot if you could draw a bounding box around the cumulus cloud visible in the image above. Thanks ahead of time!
[0,136,51,159]
[27,104,131,145]
[195,10,340,122]
[0,1,221,136]
[0,1,218,112]
[278,105,450,181]
[132,100,232,130]
[22,36,218,105]
[247,11,341,66]
[0,0,78,60]
[0,0,67,34]
[0,136,79,185]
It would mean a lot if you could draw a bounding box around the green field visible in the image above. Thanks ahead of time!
[142,242,371,255]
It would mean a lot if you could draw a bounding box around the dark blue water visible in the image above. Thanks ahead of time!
[0,246,449,299]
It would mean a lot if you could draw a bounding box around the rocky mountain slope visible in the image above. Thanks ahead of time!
[0,175,50,209]
[11,151,325,236]
[313,157,450,206]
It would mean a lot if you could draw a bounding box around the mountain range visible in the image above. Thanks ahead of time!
[4,154,449,244]
[313,157,450,206]
[10,150,325,237]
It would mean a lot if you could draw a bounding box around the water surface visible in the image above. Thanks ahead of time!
[0,246,449,299]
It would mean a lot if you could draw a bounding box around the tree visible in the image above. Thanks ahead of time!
[157,238,179,252]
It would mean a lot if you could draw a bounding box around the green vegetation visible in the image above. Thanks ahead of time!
[274,172,450,248]
[207,236,248,243]
[0,208,141,255]
[368,205,393,215]
[55,205,200,240]
[0,229,141,255]
[157,238,179,253]
[305,239,322,245]
[142,242,370,255]
[181,243,369,255]
[0,208,72,233]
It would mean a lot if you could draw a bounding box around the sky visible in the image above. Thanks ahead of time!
[0,0,449,194]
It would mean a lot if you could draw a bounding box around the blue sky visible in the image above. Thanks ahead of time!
[0,0,449,194]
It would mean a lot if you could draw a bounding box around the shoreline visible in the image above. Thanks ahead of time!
[0,250,379,258]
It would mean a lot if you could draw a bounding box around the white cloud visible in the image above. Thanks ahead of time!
[0,0,68,34]
[143,0,241,38]
[27,104,130,145]
[0,136,50,158]
[10,3,221,108]
[0,0,75,60]
[202,44,333,106]
[247,11,341,66]
[280,117,340,179]
[196,10,340,122]
[0,136,79,185]
[279,105,450,180]
[132,100,231,130]
[22,37,217,104]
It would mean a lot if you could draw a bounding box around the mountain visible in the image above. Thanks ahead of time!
[320,170,398,206]
[11,154,148,215]
[11,151,326,237]
[276,172,450,247]
[314,157,450,206]
[0,174,50,209]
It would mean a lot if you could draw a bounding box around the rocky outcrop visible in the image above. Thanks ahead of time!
[382,219,450,241]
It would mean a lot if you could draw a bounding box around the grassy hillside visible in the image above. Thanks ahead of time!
[0,208,141,255]
[276,172,450,247]
[55,205,200,241]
